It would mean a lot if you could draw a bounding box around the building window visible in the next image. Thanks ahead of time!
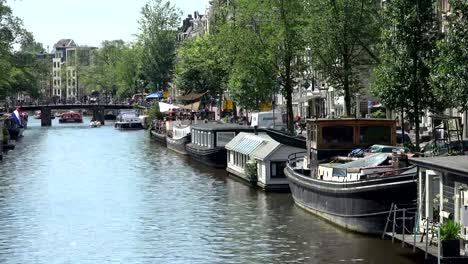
[271,161,287,178]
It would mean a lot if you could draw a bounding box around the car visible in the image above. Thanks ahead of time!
[421,139,468,156]
[74,101,81,105]
[396,130,412,144]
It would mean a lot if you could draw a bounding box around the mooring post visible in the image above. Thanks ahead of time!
[402,208,406,248]
[382,203,394,239]
[413,218,417,253]
[93,106,105,125]
[392,205,397,243]
[41,107,52,126]
[425,218,429,259]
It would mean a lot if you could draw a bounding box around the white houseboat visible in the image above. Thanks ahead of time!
[225,132,305,191]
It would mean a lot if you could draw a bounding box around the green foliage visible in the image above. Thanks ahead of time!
[147,102,164,122]
[440,220,462,241]
[116,43,143,97]
[306,0,381,116]
[431,0,468,111]
[371,0,439,148]
[372,109,386,119]
[175,35,227,96]
[138,0,181,91]
[245,159,258,182]
[0,0,35,99]
[79,40,127,96]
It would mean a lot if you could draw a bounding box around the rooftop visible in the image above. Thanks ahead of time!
[410,156,468,177]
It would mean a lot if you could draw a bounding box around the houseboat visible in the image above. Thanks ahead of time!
[115,110,142,129]
[166,122,191,155]
[186,123,255,168]
[59,111,83,123]
[150,120,167,146]
[284,118,417,234]
[225,132,305,191]
[2,114,26,141]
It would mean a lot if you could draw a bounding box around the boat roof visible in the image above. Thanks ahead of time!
[191,122,255,132]
[306,118,395,124]
[225,132,280,160]
[410,156,468,178]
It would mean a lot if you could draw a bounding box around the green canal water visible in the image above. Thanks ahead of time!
[0,117,426,263]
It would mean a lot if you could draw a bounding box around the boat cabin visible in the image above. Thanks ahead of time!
[410,156,468,258]
[306,118,396,162]
[225,132,304,191]
[190,123,254,150]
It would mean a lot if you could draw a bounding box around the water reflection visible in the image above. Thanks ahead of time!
[0,117,424,263]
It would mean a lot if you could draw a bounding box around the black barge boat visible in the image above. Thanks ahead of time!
[186,123,255,168]
[284,118,417,234]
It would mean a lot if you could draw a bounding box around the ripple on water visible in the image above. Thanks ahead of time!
[0,118,425,264]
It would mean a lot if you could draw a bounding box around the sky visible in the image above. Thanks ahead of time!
[8,0,210,50]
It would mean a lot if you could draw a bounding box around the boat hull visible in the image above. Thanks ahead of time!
[7,127,24,141]
[186,143,227,168]
[284,165,417,234]
[150,130,167,146]
[115,122,143,130]
[166,135,190,155]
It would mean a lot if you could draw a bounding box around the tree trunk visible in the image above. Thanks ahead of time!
[285,62,294,134]
[343,59,351,117]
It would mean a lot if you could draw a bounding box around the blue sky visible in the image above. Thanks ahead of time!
[8,0,209,50]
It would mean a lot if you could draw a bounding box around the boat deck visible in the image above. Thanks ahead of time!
[383,232,468,262]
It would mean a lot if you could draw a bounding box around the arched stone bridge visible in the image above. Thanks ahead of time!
[14,104,134,126]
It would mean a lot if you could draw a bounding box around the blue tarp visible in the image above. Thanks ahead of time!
[146,92,163,99]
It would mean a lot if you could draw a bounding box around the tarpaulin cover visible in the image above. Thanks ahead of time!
[332,153,389,177]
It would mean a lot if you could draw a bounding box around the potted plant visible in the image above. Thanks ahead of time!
[440,219,462,257]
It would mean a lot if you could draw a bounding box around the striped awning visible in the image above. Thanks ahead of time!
[231,136,264,155]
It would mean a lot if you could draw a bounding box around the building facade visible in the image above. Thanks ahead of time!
[50,39,95,103]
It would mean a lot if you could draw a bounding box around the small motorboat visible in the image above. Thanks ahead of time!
[90,120,101,128]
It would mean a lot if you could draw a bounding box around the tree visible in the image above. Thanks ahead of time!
[79,40,127,101]
[116,43,143,98]
[210,0,304,131]
[138,0,181,92]
[305,0,381,116]
[371,0,439,149]
[175,35,227,97]
[0,0,31,99]
[431,0,468,111]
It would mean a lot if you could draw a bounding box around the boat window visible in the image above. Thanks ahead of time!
[322,126,353,144]
[360,126,391,145]
[217,132,236,147]
[271,161,287,178]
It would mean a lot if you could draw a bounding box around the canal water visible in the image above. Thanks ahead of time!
[0,117,425,264]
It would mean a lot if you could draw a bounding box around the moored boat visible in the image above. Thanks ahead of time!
[115,110,142,130]
[59,111,83,123]
[225,132,305,191]
[284,118,417,234]
[34,110,41,119]
[150,120,167,146]
[186,123,255,168]
[166,123,191,155]
[90,120,102,128]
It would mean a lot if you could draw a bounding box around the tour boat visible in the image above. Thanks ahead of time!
[59,111,83,123]
[284,118,417,234]
[90,120,102,128]
[185,123,255,168]
[115,110,142,129]
[166,123,191,155]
